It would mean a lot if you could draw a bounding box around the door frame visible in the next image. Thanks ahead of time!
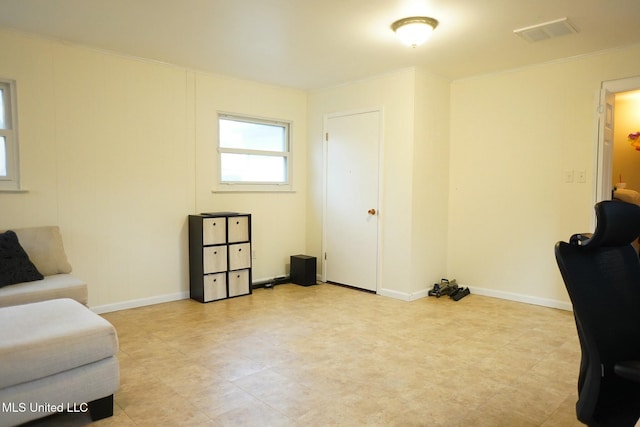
[595,76,640,214]
[321,107,384,292]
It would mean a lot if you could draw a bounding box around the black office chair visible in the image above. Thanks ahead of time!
[555,200,640,426]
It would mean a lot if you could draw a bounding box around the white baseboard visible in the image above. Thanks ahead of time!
[468,286,572,311]
[377,287,429,301]
[378,285,572,311]
[90,284,572,314]
[377,288,410,301]
[91,291,189,314]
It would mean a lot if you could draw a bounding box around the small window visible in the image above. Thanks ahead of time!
[217,113,291,191]
[0,79,20,191]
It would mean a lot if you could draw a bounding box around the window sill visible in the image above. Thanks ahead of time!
[212,188,296,194]
[0,188,28,193]
[212,184,294,193]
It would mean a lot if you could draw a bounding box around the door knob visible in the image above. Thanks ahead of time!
[368,209,376,215]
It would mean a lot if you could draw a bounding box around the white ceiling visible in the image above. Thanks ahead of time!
[0,0,639,89]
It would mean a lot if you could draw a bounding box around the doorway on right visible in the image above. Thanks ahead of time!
[323,109,381,293]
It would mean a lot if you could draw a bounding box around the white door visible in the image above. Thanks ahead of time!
[324,110,380,292]
[596,88,615,202]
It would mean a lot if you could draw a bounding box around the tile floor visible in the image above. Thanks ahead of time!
[26,283,584,426]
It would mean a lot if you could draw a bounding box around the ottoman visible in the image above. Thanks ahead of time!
[0,298,119,427]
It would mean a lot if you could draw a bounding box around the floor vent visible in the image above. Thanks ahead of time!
[514,17,577,42]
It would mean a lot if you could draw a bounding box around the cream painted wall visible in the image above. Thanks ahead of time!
[411,68,450,295]
[52,43,193,309]
[0,29,308,310]
[612,93,640,191]
[448,45,640,308]
[4,26,640,312]
[307,68,450,299]
[0,32,59,226]
[194,72,308,283]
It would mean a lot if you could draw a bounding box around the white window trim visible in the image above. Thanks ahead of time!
[0,79,21,192]
[214,112,293,193]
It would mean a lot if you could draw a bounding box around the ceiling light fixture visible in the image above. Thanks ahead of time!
[391,16,439,48]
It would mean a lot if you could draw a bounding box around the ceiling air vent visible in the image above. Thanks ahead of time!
[514,17,577,42]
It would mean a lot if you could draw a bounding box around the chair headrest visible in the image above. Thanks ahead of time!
[574,200,640,248]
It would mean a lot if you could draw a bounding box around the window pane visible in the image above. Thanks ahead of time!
[221,153,286,183]
[219,118,286,152]
[0,136,6,176]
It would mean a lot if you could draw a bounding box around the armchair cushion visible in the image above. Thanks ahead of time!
[11,226,72,276]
